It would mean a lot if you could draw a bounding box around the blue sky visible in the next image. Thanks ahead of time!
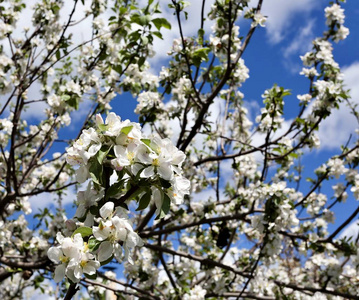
[22,0,359,239]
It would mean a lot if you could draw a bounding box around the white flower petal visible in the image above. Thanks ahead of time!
[141,166,154,178]
[47,247,62,263]
[114,145,126,157]
[172,151,186,165]
[75,204,86,219]
[56,232,64,244]
[73,265,82,280]
[96,114,104,126]
[54,264,66,283]
[157,164,173,180]
[98,241,114,262]
[83,261,100,275]
[93,226,110,241]
[76,165,89,183]
[100,202,114,219]
[87,143,101,157]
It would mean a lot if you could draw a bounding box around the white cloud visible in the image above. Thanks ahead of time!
[21,81,48,120]
[316,61,359,150]
[148,0,215,66]
[251,0,318,44]
[281,20,315,73]
[343,61,359,103]
[339,220,359,241]
[29,185,76,212]
[283,20,314,58]
[3,1,105,121]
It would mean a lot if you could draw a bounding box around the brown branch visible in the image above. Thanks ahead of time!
[140,212,249,238]
[274,281,359,300]
[97,272,159,299]
[325,205,359,242]
[144,243,250,278]
[179,0,263,152]
[136,204,156,232]
[206,292,274,299]
[0,256,50,269]
[63,283,79,300]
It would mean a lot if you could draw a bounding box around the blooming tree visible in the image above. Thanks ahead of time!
[0,0,358,299]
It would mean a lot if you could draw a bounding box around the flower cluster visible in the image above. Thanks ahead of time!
[48,233,100,283]
[325,3,349,42]
[49,112,190,282]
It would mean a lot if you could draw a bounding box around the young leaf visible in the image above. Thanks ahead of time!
[141,138,151,148]
[72,226,93,238]
[136,192,151,211]
[121,126,133,135]
[152,18,172,30]
[97,145,112,164]
[162,193,171,215]
[89,159,103,185]
[106,179,125,200]
[88,237,101,252]
[84,272,97,280]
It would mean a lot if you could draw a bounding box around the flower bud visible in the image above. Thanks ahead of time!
[65,219,77,231]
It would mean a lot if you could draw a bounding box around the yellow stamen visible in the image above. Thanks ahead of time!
[83,242,89,252]
[80,260,87,268]
[127,152,135,161]
[60,256,69,264]
[152,158,160,167]
[99,222,104,230]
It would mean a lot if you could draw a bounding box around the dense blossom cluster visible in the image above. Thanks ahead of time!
[48,113,190,282]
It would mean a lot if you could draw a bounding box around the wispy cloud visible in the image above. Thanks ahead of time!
[339,220,359,240]
[283,20,315,58]
[281,20,315,73]
[250,0,318,44]
[148,0,215,66]
[315,61,359,150]
[29,185,77,212]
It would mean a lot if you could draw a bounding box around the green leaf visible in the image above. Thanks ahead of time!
[72,226,93,238]
[141,138,151,148]
[66,96,79,110]
[121,126,133,135]
[152,18,171,30]
[140,138,157,152]
[156,209,166,220]
[88,237,101,252]
[138,56,146,67]
[159,178,171,189]
[193,47,210,61]
[61,94,71,101]
[97,145,112,164]
[84,272,97,280]
[106,180,125,200]
[98,124,108,131]
[89,159,103,185]
[89,205,99,216]
[152,31,163,39]
[133,14,151,26]
[162,193,171,215]
[141,35,148,45]
[136,192,151,211]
